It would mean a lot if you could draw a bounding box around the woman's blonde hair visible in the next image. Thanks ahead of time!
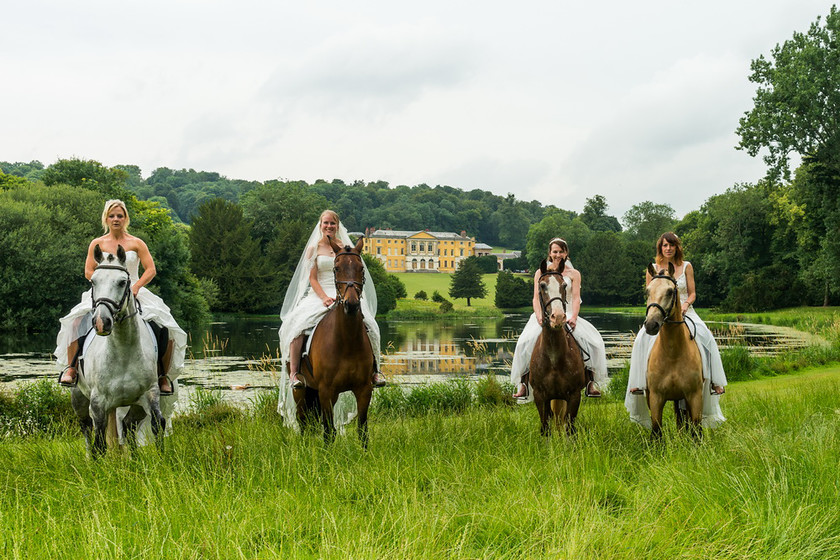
[319,209,340,229]
[101,199,130,233]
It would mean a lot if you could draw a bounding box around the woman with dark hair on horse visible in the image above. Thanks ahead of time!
[625,232,727,428]
[55,199,187,394]
[510,237,608,401]
[277,210,385,427]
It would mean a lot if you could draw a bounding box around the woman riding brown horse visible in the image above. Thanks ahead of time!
[295,236,375,445]
[529,258,587,436]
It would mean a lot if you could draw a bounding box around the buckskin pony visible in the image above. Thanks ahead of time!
[642,262,704,440]
[295,236,375,446]
[529,258,587,436]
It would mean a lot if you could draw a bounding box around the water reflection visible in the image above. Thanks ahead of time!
[0,312,820,407]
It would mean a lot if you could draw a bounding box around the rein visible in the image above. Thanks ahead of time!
[90,264,140,324]
[333,251,365,306]
[646,274,696,340]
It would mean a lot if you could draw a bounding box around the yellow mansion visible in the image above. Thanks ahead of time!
[361,228,490,273]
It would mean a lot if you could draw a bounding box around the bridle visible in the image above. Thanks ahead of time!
[333,250,365,306]
[646,273,696,340]
[538,269,567,320]
[90,264,140,324]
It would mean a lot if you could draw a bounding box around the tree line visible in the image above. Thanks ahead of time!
[2,5,839,330]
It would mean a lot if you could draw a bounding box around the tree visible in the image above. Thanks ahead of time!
[525,209,590,272]
[42,158,132,200]
[737,6,840,180]
[189,198,276,312]
[622,201,676,242]
[581,194,622,232]
[449,257,487,306]
[362,254,405,314]
[494,271,531,308]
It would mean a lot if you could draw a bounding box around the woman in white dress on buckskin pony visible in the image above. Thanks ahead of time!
[510,237,608,401]
[625,232,727,429]
[55,199,187,394]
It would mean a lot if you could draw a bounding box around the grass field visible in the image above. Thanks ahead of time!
[2,366,840,559]
[394,272,502,309]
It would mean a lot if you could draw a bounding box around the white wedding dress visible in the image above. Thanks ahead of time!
[624,262,727,429]
[509,272,609,403]
[277,254,381,431]
[54,250,187,379]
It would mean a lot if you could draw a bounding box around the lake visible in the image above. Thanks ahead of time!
[0,311,817,410]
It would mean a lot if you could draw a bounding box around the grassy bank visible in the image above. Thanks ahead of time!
[2,368,840,558]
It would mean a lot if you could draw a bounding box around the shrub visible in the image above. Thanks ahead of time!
[414,290,428,300]
[440,300,454,313]
[431,291,445,303]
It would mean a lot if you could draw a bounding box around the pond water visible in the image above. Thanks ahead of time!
[0,311,818,411]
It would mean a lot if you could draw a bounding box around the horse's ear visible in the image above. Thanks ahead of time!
[539,259,548,274]
[353,236,365,254]
[647,262,656,277]
[94,244,104,264]
[557,257,566,271]
[117,245,126,263]
[667,262,675,277]
[327,235,342,254]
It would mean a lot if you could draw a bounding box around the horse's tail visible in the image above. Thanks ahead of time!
[106,409,120,450]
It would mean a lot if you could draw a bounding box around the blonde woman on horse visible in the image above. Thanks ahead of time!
[510,237,608,401]
[625,232,727,428]
[278,210,385,391]
[55,199,187,394]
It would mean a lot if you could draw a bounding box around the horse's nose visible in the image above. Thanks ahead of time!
[93,313,112,335]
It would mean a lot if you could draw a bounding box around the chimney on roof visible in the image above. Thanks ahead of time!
[460,230,466,237]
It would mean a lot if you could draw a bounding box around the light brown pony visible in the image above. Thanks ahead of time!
[295,236,374,446]
[643,262,704,439]
[529,258,587,436]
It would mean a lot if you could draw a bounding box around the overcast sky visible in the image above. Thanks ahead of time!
[2,1,833,220]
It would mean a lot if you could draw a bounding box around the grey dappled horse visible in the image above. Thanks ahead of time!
[71,245,170,457]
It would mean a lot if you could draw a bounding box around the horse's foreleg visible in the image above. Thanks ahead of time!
[318,389,337,445]
[550,399,567,436]
[674,400,687,431]
[88,399,109,459]
[566,392,582,437]
[648,392,666,440]
[534,394,552,437]
[354,385,373,450]
[122,405,149,452]
[71,389,94,455]
[685,390,704,442]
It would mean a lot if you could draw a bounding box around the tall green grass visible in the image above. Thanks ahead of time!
[2,370,840,558]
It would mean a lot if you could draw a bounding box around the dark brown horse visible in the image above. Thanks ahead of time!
[529,258,587,436]
[643,262,703,439]
[295,236,375,446]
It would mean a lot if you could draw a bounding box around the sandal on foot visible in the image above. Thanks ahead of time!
[710,384,725,395]
[629,387,645,396]
[158,375,175,396]
[372,372,387,388]
[512,383,529,399]
[58,366,78,388]
[585,381,602,398]
[290,373,305,389]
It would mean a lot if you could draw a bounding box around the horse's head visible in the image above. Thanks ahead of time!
[644,262,677,335]
[329,236,366,315]
[538,258,568,329]
[90,244,133,335]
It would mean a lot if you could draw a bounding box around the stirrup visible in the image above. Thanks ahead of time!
[158,375,175,396]
[585,381,602,398]
[58,366,78,388]
[710,384,725,396]
[372,372,387,388]
[629,387,645,396]
[512,383,529,399]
